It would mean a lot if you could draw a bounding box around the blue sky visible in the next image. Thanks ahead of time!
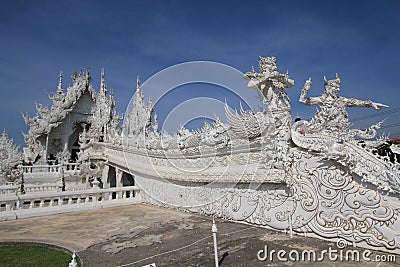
[1,0,400,146]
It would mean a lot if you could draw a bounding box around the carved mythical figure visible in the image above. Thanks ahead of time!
[177,126,199,149]
[300,74,388,134]
[245,56,294,120]
[244,56,295,177]
[200,117,230,148]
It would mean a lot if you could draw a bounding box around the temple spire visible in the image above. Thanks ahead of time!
[85,68,91,86]
[57,71,63,95]
[100,68,107,95]
[136,76,140,92]
[71,69,77,81]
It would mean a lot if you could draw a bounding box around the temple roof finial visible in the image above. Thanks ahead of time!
[85,68,91,87]
[100,68,107,95]
[136,76,140,92]
[57,71,63,95]
[71,69,77,81]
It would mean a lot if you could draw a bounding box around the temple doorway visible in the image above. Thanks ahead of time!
[67,122,89,161]
[107,167,117,199]
[122,172,135,197]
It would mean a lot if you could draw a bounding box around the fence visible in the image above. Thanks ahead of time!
[22,162,80,174]
[0,186,142,221]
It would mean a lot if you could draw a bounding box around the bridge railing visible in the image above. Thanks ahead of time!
[0,185,19,195]
[22,164,59,173]
[22,163,80,174]
[0,186,142,220]
[0,184,62,195]
[24,184,61,193]
[22,163,81,181]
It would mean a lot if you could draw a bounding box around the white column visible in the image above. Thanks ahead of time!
[102,165,110,200]
[45,134,49,160]
[116,168,123,188]
[116,168,123,199]
[102,165,110,188]
[287,197,293,239]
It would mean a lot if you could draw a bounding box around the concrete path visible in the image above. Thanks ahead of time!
[0,204,398,266]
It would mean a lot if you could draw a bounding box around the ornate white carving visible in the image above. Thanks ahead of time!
[22,69,97,160]
[22,69,121,164]
[123,77,154,144]
[390,144,400,154]
[293,74,400,193]
[299,74,388,135]
[224,102,262,139]
[88,69,122,143]
[0,130,22,184]
[244,56,294,183]
[14,56,400,254]
[199,117,230,149]
[133,149,400,252]
[105,57,400,253]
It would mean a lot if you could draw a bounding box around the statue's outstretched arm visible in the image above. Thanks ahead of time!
[299,78,321,106]
[343,97,389,110]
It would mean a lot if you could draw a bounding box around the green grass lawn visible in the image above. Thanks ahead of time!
[0,245,81,267]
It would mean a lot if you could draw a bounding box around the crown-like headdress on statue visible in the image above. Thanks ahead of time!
[324,73,341,87]
[258,56,277,73]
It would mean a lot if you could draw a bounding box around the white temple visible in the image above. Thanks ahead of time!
[22,69,120,164]
[1,56,400,254]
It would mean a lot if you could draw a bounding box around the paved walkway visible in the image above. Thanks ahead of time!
[0,204,398,266]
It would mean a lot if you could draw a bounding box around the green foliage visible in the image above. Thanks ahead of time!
[0,245,81,267]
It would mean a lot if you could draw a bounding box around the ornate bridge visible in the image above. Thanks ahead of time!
[1,56,400,254]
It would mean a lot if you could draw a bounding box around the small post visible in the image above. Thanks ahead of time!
[287,205,293,239]
[212,218,219,267]
[287,196,294,239]
[69,250,78,267]
[58,159,65,192]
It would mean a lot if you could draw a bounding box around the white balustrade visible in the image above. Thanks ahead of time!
[0,185,19,195]
[0,186,142,219]
[21,163,81,184]
[0,184,60,195]
[64,162,80,172]
[22,163,80,175]
[24,184,60,193]
[22,164,60,173]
